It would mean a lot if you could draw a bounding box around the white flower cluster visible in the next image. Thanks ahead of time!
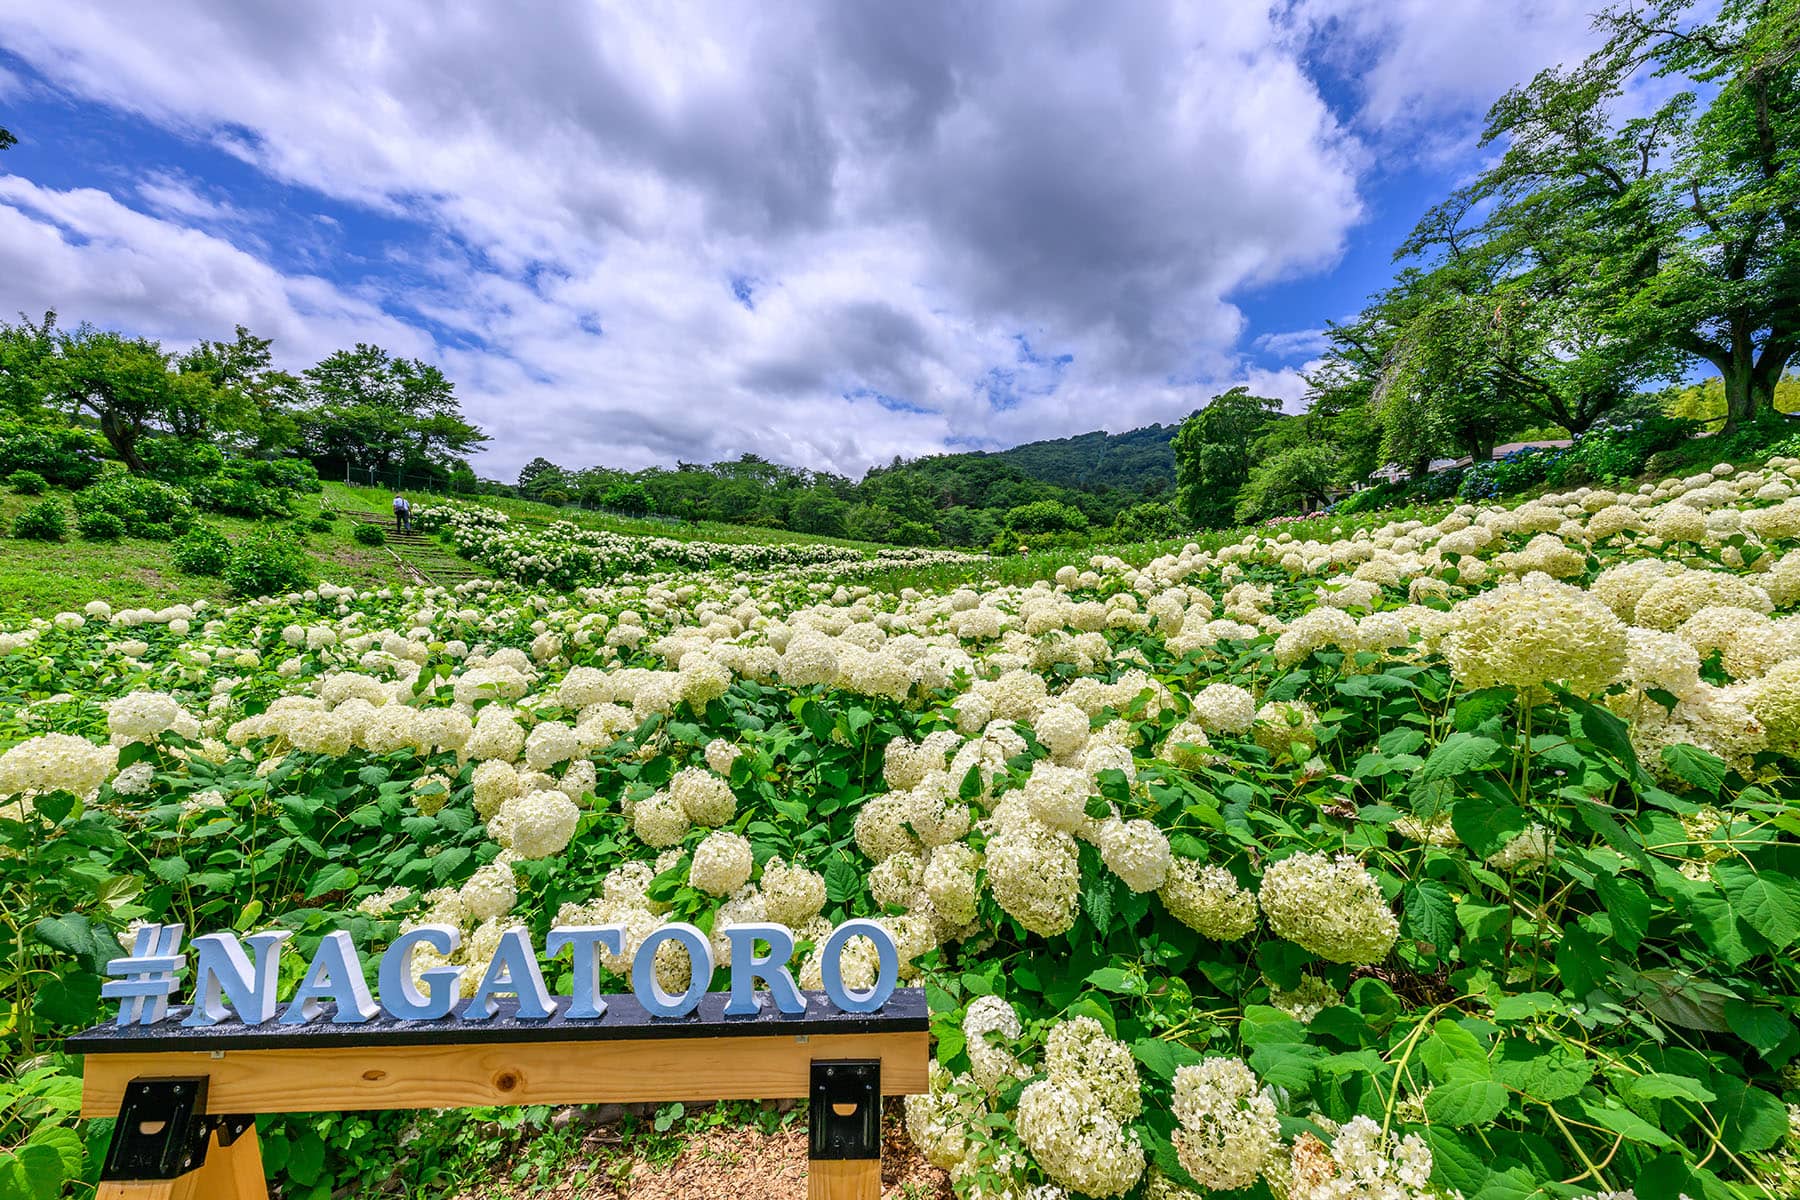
[1258,852,1398,965]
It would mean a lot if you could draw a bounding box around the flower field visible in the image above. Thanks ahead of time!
[411,501,984,590]
[5,456,1800,1200]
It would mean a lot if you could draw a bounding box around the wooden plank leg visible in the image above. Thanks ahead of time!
[179,1125,268,1200]
[96,1184,180,1200]
[807,1158,881,1200]
[95,1126,267,1200]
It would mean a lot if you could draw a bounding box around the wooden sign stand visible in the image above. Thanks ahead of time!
[71,990,930,1200]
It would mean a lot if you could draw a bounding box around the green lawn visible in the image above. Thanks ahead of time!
[0,487,473,616]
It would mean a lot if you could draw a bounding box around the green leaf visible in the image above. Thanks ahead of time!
[1085,966,1144,996]
[1579,1098,1676,1147]
[1424,1067,1507,1127]
[22,1127,82,1182]
[1424,1127,1489,1198]
[1713,1076,1788,1152]
[1492,992,1563,1022]
[149,856,190,883]
[1660,744,1727,794]
[1714,864,1800,950]
[1131,1038,1200,1080]
[429,846,471,883]
[823,853,860,904]
[1630,967,1736,1032]
[1593,872,1651,951]
[1493,1038,1589,1101]
[1635,1153,1703,1200]
[1451,793,1530,858]
[1402,880,1456,956]
[1452,689,1514,732]
[1417,733,1501,785]
[1683,887,1761,967]
[1248,1041,1323,1092]
[1724,1000,1793,1059]
[286,1129,326,1186]
[32,791,76,825]
[1419,1019,1490,1083]
[1562,690,1638,773]
[1626,1073,1716,1104]
[305,865,357,899]
[33,973,101,1026]
[12,1141,67,1200]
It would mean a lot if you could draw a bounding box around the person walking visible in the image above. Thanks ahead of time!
[393,494,411,533]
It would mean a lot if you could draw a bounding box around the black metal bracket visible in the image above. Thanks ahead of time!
[809,1059,880,1160]
[100,1077,252,1181]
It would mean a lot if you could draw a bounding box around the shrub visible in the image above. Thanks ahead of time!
[71,474,193,539]
[309,516,334,533]
[223,531,313,598]
[77,510,125,541]
[170,525,232,576]
[353,523,388,546]
[1458,447,1565,500]
[1004,500,1090,535]
[139,438,225,483]
[0,423,107,488]
[11,498,66,541]
[7,469,46,495]
[1111,501,1184,542]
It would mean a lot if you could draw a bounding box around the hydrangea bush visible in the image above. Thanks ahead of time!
[5,457,1800,1197]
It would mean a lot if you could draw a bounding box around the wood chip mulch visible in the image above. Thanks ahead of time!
[450,1101,951,1200]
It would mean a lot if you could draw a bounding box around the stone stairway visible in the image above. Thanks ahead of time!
[336,509,487,588]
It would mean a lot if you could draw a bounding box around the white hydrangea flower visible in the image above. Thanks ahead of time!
[1258,852,1398,965]
[689,830,754,897]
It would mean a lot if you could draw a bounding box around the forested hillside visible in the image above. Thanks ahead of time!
[988,422,1179,492]
[516,421,1191,551]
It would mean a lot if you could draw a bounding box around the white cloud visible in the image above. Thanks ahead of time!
[0,1,1608,477]
[1290,0,1603,134]
[1254,328,1333,359]
[0,176,430,364]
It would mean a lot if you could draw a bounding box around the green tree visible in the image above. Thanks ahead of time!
[516,456,567,498]
[175,326,304,455]
[1302,330,1391,483]
[1234,443,1346,521]
[1004,499,1088,534]
[844,503,898,543]
[300,344,488,477]
[791,487,850,536]
[52,325,182,473]
[1170,387,1282,526]
[599,479,649,515]
[0,127,14,152]
[1470,0,1800,433]
[1112,501,1184,542]
[0,311,59,421]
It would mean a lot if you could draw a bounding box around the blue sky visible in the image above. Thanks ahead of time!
[0,2,1609,479]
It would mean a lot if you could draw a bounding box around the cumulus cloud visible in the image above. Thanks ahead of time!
[0,177,430,363]
[0,1,1601,476]
[1254,328,1333,359]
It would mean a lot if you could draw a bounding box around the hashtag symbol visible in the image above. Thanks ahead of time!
[102,923,187,1026]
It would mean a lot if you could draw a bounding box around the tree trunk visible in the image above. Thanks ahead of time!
[1750,339,1795,420]
[99,410,147,473]
[1720,355,1754,437]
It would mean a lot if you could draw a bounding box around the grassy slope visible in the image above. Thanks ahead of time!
[0,487,476,617]
[322,482,890,552]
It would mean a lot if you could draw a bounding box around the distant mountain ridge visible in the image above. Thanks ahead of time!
[986,422,1181,493]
